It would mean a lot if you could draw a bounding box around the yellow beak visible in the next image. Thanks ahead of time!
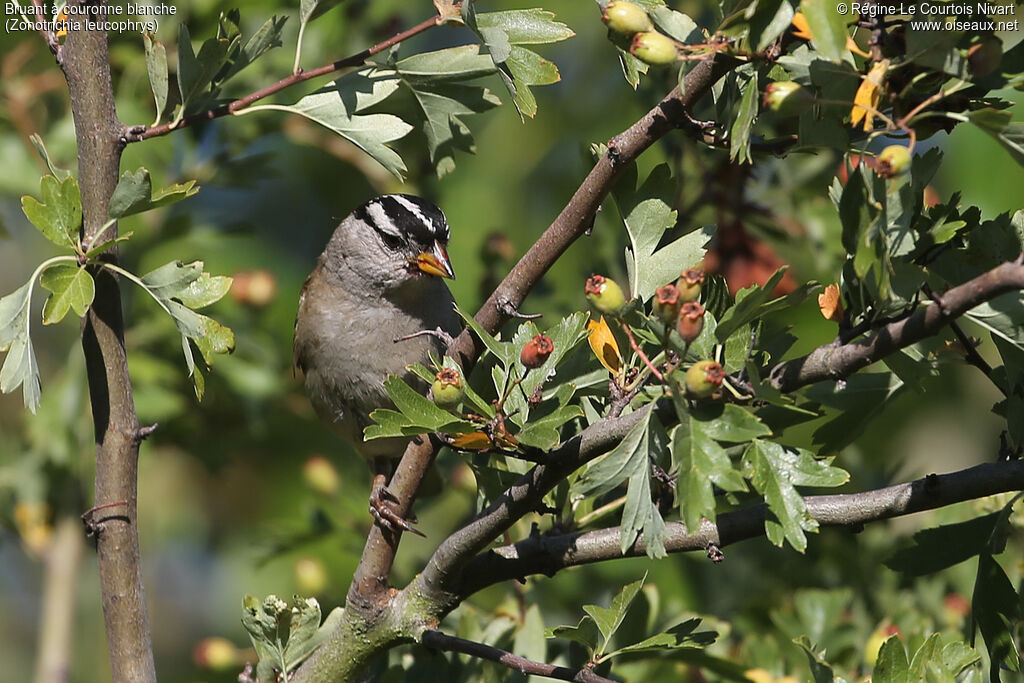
[415,241,456,279]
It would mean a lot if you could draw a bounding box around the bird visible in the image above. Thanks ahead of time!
[293,194,461,534]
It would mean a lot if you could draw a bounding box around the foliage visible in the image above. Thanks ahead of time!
[1,0,1024,682]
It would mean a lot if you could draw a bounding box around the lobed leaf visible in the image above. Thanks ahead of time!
[39,264,95,325]
[21,175,82,249]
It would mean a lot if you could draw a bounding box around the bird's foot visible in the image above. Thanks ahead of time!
[369,476,426,537]
[393,327,455,348]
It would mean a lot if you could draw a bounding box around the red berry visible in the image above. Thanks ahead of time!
[521,334,554,369]
[676,300,705,343]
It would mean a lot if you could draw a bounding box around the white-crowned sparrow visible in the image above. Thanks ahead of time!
[294,194,461,533]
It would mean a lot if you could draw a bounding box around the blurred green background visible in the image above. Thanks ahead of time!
[1,1,1022,681]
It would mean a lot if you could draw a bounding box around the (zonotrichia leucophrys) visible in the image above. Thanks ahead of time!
[294,194,461,533]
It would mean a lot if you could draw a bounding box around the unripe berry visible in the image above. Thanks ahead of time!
[193,637,240,670]
[602,1,653,35]
[676,268,705,302]
[676,300,705,343]
[302,455,341,496]
[432,368,464,409]
[762,81,813,116]
[630,31,679,66]
[877,145,912,178]
[652,284,681,326]
[521,334,554,369]
[585,275,627,316]
[293,556,329,595]
[684,359,725,398]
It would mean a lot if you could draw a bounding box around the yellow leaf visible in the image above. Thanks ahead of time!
[587,316,623,376]
[847,35,871,58]
[851,59,889,131]
[791,12,813,40]
[450,432,495,451]
[817,283,844,322]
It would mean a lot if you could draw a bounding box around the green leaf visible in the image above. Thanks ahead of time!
[794,636,837,683]
[884,512,1003,576]
[515,405,584,451]
[395,46,501,178]
[143,32,169,125]
[606,618,716,659]
[39,264,95,325]
[747,0,795,51]
[28,134,72,181]
[729,69,758,164]
[177,272,232,309]
[241,594,290,679]
[109,168,199,218]
[673,404,748,531]
[299,0,346,25]
[21,175,82,249]
[691,403,772,442]
[141,260,204,299]
[968,109,1024,167]
[545,617,602,656]
[650,6,701,44]
[259,68,410,179]
[0,281,41,413]
[582,575,646,657]
[176,24,231,115]
[873,635,909,683]
[741,440,848,551]
[715,267,819,342]
[365,376,476,440]
[799,0,849,63]
[614,163,714,302]
[475,8,575,44]
[219,15,287,83]
[972,553,1022,676]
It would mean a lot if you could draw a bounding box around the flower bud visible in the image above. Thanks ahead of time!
[676,268,705,302]
[630,31,679,66]
[684,359,725,398]
[876,145,912,178]
[585,274,627,316]
[432,368,464,409]
[521,334,554,369]
[652,284,681,326]
[676,301,705,343]
[762,81,813,116]
[602,1,653,35]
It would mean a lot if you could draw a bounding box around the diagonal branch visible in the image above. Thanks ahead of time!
[769,257,1024,392]
[456,459,1024,596]
[346,53,739,604]
[421,629,616,683]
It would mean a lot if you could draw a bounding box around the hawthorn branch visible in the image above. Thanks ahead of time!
[421,630,615,683]
[456,460,1024,594]
[769,258,1024,392]
[62,16,157,683]
[345,53,739,606]
[132,8,449,141]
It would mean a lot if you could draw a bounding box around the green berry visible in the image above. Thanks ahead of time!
[630,31,678,66]
[652,284,681,326]
[585,275,627,315]
[684,359,725,399]
[762,81,813,116]
[676,268,705,303]
[432,368,465,409]
[603,1,653,35]
[877,145,912,178]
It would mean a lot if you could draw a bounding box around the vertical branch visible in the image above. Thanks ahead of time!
[33,516,85,683]
[61,17,156,683]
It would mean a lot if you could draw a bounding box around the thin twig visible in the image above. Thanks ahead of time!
[621,321,664,381]
[421,630,615,683]
[131,8,450,141]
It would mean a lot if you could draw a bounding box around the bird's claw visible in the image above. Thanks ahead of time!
[369,482,425,537]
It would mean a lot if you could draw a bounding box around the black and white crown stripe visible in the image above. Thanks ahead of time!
[352,194,450,247]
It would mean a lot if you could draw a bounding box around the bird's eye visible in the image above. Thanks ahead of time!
[380,232,403,250]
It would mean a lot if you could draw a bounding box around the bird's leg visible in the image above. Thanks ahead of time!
[393,327,456,348]
[368,457,426,537]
